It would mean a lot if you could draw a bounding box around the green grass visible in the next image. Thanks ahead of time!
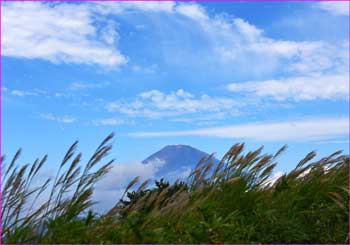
[2,133,349,243]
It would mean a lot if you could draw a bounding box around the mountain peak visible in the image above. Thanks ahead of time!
[162,144,196,150]
[142,144,219,179]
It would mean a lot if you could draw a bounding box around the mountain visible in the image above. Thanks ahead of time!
[142,145,219,180]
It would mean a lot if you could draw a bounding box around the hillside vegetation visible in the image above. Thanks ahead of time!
[2,133,349,243]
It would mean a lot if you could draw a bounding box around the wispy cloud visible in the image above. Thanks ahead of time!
[99,1,176,14]
[129,117,348,141]
[316,2,349,16]
[11,89,41,97]
[92,118,124,126]
[170,112,227,124]
[170,4,346,76]
[131,64,158,74]
[6,87,73,99]
[68,81,111,91]
[40,113,76,124]
[315,139,349,144]
[227,74,348,101]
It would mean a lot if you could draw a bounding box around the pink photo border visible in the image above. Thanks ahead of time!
[0,0,348,244]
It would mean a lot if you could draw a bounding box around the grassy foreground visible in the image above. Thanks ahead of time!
[2,133,349,244]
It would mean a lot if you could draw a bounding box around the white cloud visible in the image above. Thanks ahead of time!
[176,6,347,76]
[2,1,181,67]
[3,1,346,76]
[316,2,349,16]
[315,139,349,144]
[175,3,209,21]
[227,74,348,101]
[8,88,51,97]
[170,6,346,75]
[68,81,111,91]
[163,167,192,182]
[93,159,165,211]
[107,89,239,119]
[100,1,176,14]
[131,64,158,74]
[170,112,227,124]
[3,2,127,66]
[11,89,40,97]
[233,18,263,41]
[93,118,124,126]
[228,20,346,74]
[6,88,74,100]
[40,113,76,124]
[129,117,348,141]
[100,20,119,45]
[96,159,165,191]
[286,41,347,74]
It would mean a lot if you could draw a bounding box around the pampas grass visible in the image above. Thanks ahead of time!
[2,133,114,243]
[1,133,348,243]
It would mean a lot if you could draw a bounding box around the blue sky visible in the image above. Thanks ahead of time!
[2,1,349,210]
